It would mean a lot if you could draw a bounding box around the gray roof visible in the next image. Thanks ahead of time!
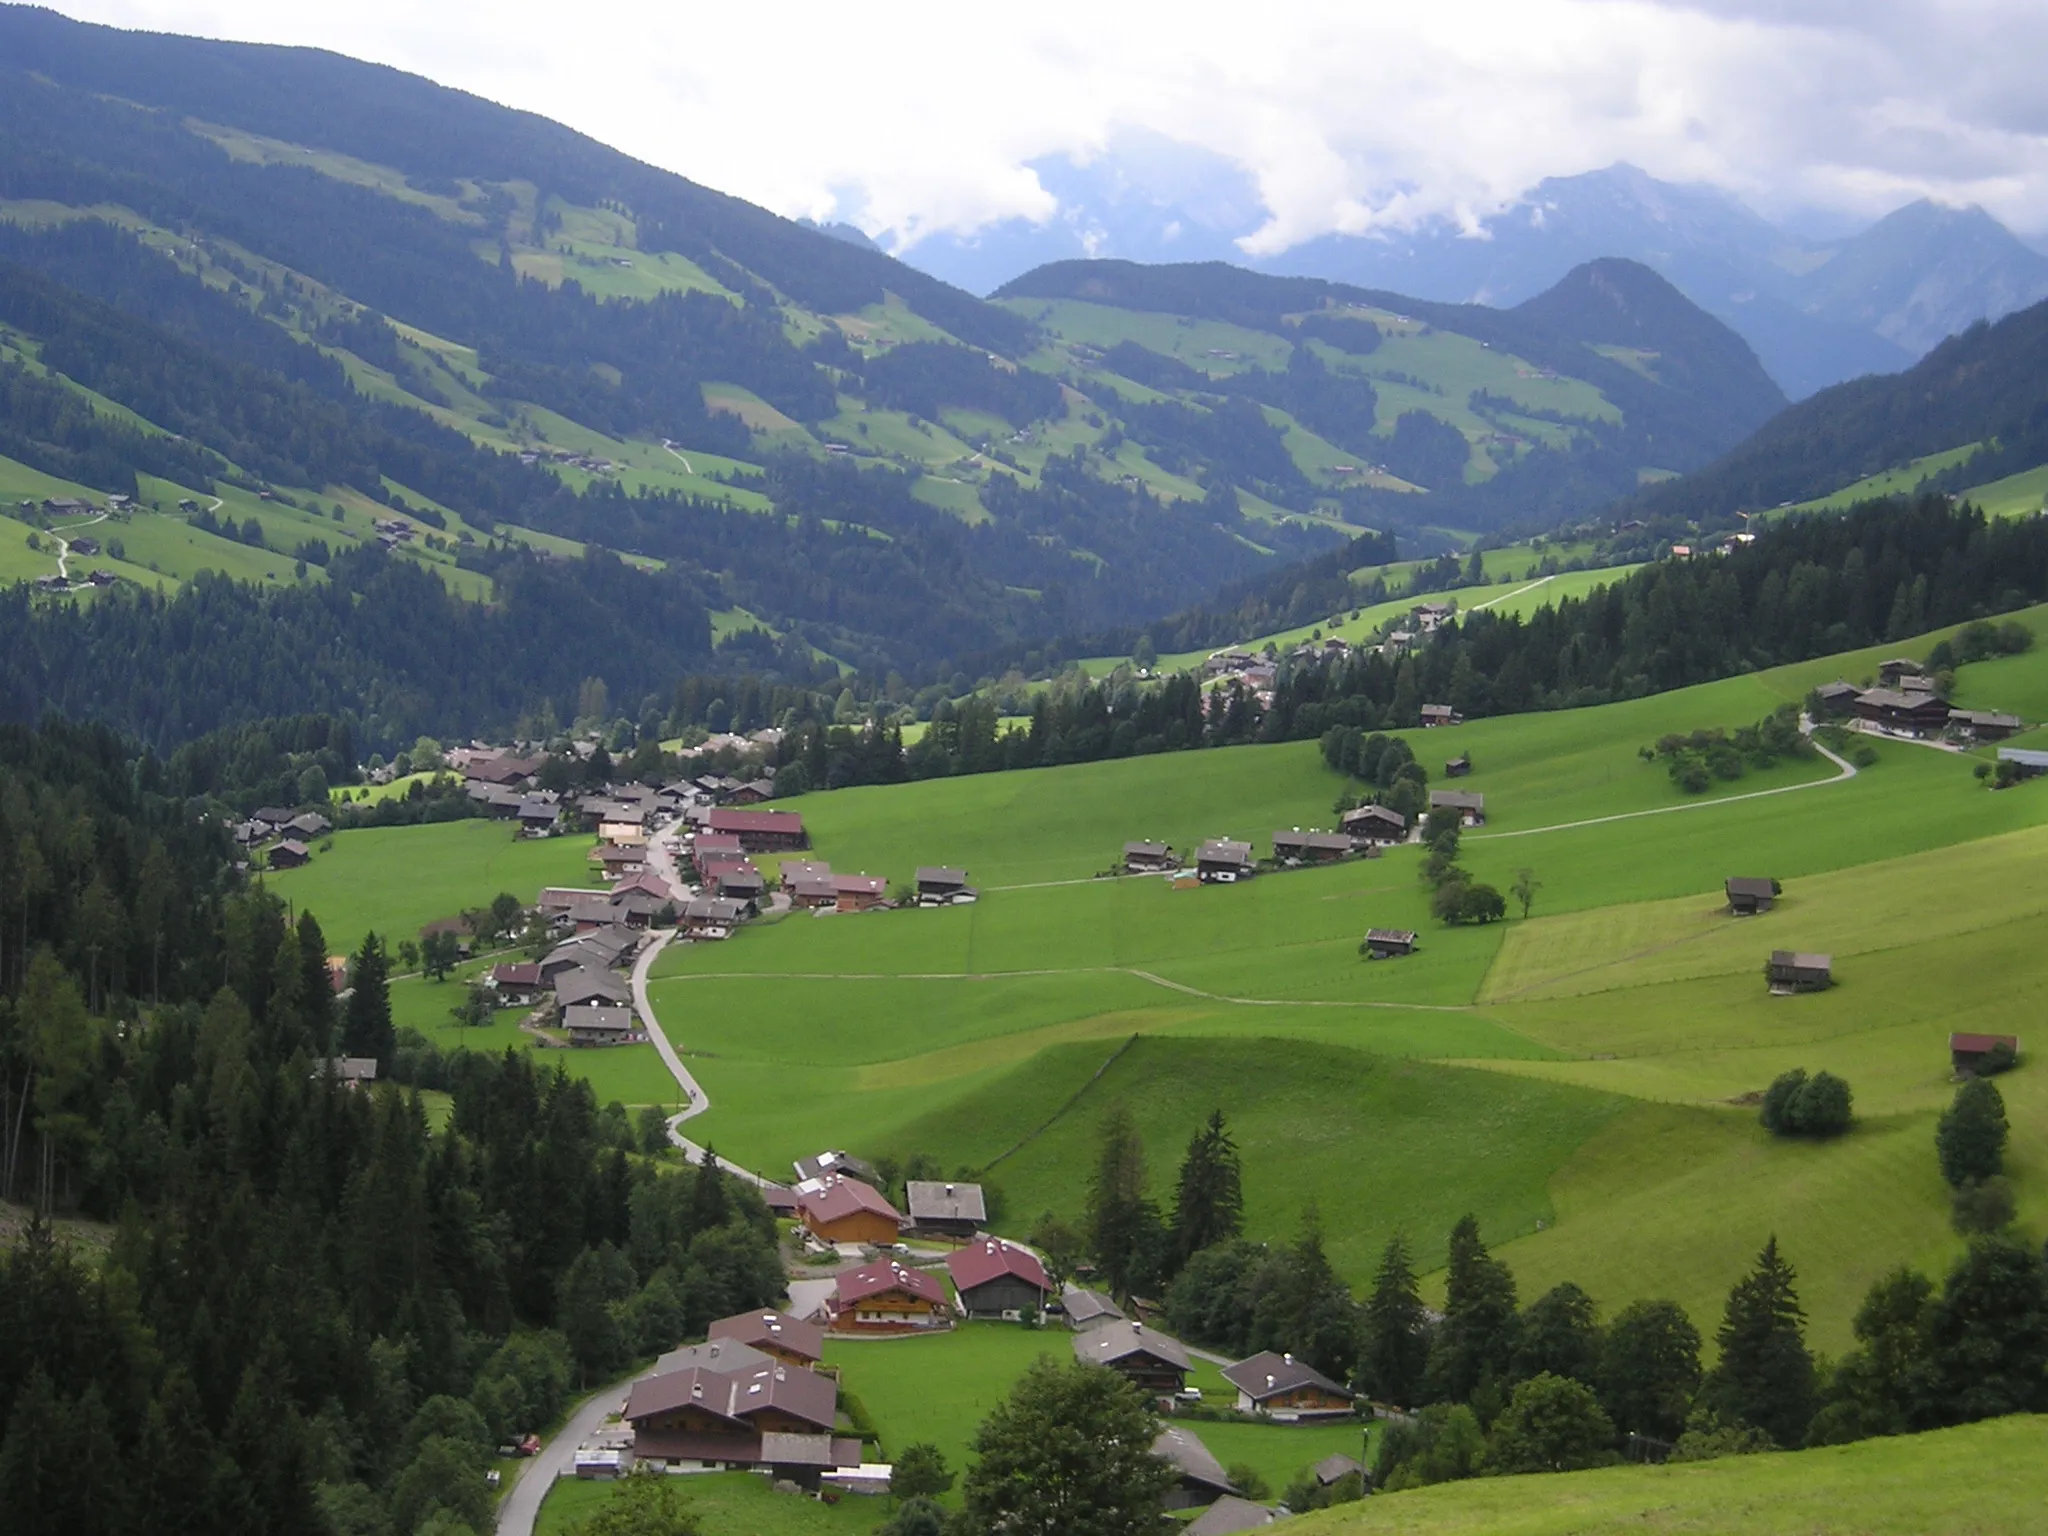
[1220,1349,1353,1404]
[1273,829,1352,854]
[2000,748,2048,767]
[327,1057,378,1081]
[1952,710,2022,729]
[655,1338,774,1376]
[1151,1426,1234,1493]
[1770,949,1831,971]
[555,968,631,1007]
[1856,687,1949,711]
[1725,877,1777,899]
[1124,841,1173,858]
[1075,1320,1191,1372]
[916,866,970,885]
[1061,1287,1123,1327]
[1312,1453,1363,1485]
[1186,1496,1280,1535]
[905,1180,986,1225]
[1430,790,1485,811]
[1196,839,1254,864]
[563,1004,634,1035]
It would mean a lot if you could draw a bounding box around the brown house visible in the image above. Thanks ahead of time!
[779,860,832,889]
[787,874,840,911]
[1123,841,1180,874]
[915,867,977,905]
[1362,928,1417,960]
[707,807,808,852]
[1340,804,1408,844]
[1949,709,2023,743]
[1195,840,1255,883]
[562,1004,635,1046]
[1950,1033,2019,1076]
[1419,703,1462,727]
[625,1355,843,1471]
[708,1309,826,1369]
[948,1239,1051,1319]
[1075,1319,1191,1398]
[1725,877,1780,915]
[1429,790,1486,826]
[1767,950,1833,993]
[1220,1351,1356,1420]
[832,874,888,912]
[1444,753,1472,778]
[1153,1425,1236,1510]
[796,1175,904,1247]
[825,1259,952,1334]
[1852,688,1951,736]
[267,839,311,869]
[1272,829,1353,864]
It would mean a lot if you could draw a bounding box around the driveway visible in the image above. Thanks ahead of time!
[495,1376,633,1536]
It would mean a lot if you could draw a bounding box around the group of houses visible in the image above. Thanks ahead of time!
[492,909,648,1046]
[1133,787,1487,888]
[235,806,333,869]
[1816,659,2025,745]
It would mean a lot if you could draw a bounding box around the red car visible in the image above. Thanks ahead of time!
[514,1434,541,1458]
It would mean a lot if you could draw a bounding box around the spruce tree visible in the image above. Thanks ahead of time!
[1511,1281,1602,1388]
[1936,1078,2009,1187]
[1597,1299,1701,1441]
[1170,1109,1244,1266]
[1702,1236,1815,1447]
[1086,1105,1162,1299]
[1359,1234,1430,1407]
[341,931,393,1069]
[1422,1215,1519,1406]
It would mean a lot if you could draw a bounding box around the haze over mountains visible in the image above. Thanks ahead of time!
[896,147,2048,401]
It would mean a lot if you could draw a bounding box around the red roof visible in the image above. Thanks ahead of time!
[694,832,744,856]
[833,1259,948,1309]
[947,1238,1050,1296]
[624,1359,837,1431]
[833,875,886,897]
[709,1309,826,1364]
[491,963,543,987]
[797,1175,902,1230]
[697,856,759,881]
[709,808,805,837]
[1950,1033,2018,1053]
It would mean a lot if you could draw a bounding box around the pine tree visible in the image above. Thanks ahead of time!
[1422,1215,1519,1406]
[1086,1105,1162,1299]
[1511,1282,1602,1388]
[1169,1109,1243,1266]
[1359,1234,1430,1407]
[1702,1236,1815,1447]
[341,931,393,1069]
[295,910,335,1053]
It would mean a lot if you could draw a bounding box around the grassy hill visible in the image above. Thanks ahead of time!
[1295,1415,2048,1535]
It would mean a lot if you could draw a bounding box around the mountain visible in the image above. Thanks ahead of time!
[897,157,2048,401]
[1605,292,2048,523]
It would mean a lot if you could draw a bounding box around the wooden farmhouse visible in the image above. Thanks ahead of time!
[1950,1033,2019,1076]
[905,1180,986,1238]
[915,866,977,905]
[1272,829,1353,865]
[1153,1425,1236,1510]
[787,874,840,911]
[1060,1286,1124,1331]
[1949,709,2023,743]
[1767,950,1833,993]
[796,1175,904,1247]
[1124,840,1180,874]
[1363,928,1418,960]
[706,807,807,852]
[562,1004,634,1046]
[1340,804,1409,844]
[554,966,630,1009]
[682,896,750,939]
[1429,789,1487,826]
[709,1309,826,1369]
[1852,688,1951,736]
[1075,1319,1191,1398]
[825,1259,952,1334]
[1811,680,1860,717]
[268,839,311,869]
[624,1355,850,1476]
[1220,1350,1357,1420]
[832,874,888,912]
[1195,839,1255,883]
[779,859,832,889]
[1876,658,1923,687]
[1725,877,1780,915]
[948,1238,1052,1320]
[1419,703,1462,727]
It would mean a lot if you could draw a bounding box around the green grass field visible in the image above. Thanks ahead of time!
[535,1469,875,1535]
[1297,1415,2048,1535]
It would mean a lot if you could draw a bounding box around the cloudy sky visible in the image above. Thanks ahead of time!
[50,0,2048,248]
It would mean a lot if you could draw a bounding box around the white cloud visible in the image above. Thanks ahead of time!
[51,0,2048,245]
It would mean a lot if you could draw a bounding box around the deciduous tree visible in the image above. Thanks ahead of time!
[960,1357,1174,1536]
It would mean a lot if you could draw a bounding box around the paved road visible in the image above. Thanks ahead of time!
[495,1376,632,1536]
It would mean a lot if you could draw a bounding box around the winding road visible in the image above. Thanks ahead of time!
[49,510,109,584]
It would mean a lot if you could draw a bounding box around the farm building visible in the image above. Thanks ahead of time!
[1195,840,1255,883]
[727,780,774,806]
[1363,928,1417,960]
[1414,602,1455,632]
[1311,1454,1364,1489]
[1767,950,1833,993]
[593,845,645,877]
[563,1004,635,1046]
[1811,680,1860,716]
[1444,753,1472,778]
[1340,804,1408,844]
[691,831,745,867]
[797,1175,904,1247]
[1186,1495,1282,1533]
[1419,703,1462,727]
[787,874,840,911]
[1725,877,1780,915]
[905,1180,986,1238]
[624,1357,849,1475]
[1950,709,2023,742]
[489,963,545,1006]
[1272,829,1353,865]
[1852,688,1951,735]
[267,840,311,869]
[1876,658,1923,686]
[1220,1351,1356,1420]
[1950,1033,2019,1076]
[1997,748,2048,780]
[708,1310,826,1369]
[1153,1425,1236,1510]
[779,859,832,888]
[554,967,630,1009]
[707,807,808,852]
[915,867,977,905]
[516,798,560,835]
[825,1259,951,1334]
[1429,790,1487,826]
[325,1057,378,1088]
[794,1150,876,1184]
[1075,1320,1191,1398]
[284,812,331,840]
[1123,841,1179,874]
[948,1239,1051,1319]
[832,874,888,912]
[1061,1287,1123,1331]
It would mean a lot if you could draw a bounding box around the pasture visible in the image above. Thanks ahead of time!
[534,1470,873,1535]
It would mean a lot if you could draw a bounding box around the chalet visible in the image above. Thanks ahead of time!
[625,1356,846,1474]
[1949,709,2024,743]
[538,887,610,917]
[707,807,808,852]
[708,1310,826,1369]
[464,755,540,787]
[1075,1320,1191,1398]
[1123,841,1179,874]
[1811,680,1861,716]
[690,831,745,870]
[825,1259,951,1333]
[713,865,766,904]
[67,536,99,557]
[1195,840,1255,884]
[905,1180,987,1238]
[1767,950,1833,993]
[1998,748,2048,781]
[608,890,668,929]
[599,813,649,847]
[1444,753,1473,778]
[517,798,560,834]
[915,867,976,905]
[779,860,833,889]
[489,963,545,1007]
[1950,1033,2019,1076]
[681,896,749,939]
[1153,1425,1236,1510]
[1852,688,1951,736]
[268,840,311,869]
[1363,928,1417,960]
[787,874,840,911]
[948,1239,1050,1320]
[1220,1350,1356,1420]
[794,1150,876,1185]
[284,812,331,840]
[554,967,631,1009]
[1420,703,1462,728]
[1204,649,1256,677]
[1060,1286,1123,1331]
[1725,877,1780,915]
[1430,789,1487,826]
[1186,1496,1282,1534]
[797,1175,904,1247]
[1876,658,1924,687]
[611,871,678,906]
[251,806,297,831]
[727,779,775,806]
[1340,804,1408,844]
[325,1057,378,1088]
[563,1004,635,1046]
[832,874,888,912]
[594,845,646,877]
[1272,829,1352,865]
[566,895,624,932]
[1414,602,1455,633]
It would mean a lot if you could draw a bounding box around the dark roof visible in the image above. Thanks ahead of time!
[1814,680,1859,699]
[833,874,887,897]
[948,1238,1049,1296]
[1186,1496,1279,1535]
[1725,877,1777,899]
[794,1150,875,1183]
[1313,1453,1363,1485]
[1152,1426,1235,1493]
[1124,840,1173,858]
[1430,790,1485,811]
[708,1309,826,1364]
[916,866,970,885]
[654,1339,773,1376]
[1273,829,1352,854]
[1061,1287,1123,1326]
[563,1004,633,1035]
[625,1358,837,1432]
[1770,949,1831,971]
[1952,710,2023,729]
[1196,839,1254,864]
[758,1432,861,1469]
[1220,1350,1353,1404]
[1856,687,1950,712]
[1365,927,1416,945]
[1341,804,1407,828]
[491,963,543,987]
[685,897,750,922]
[707,808,805,837]
[554,968,631,1007]
[905,1180,987,1225]
[1075,1320,1190,1372]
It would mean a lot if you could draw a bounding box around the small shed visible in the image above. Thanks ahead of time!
[1060,1286,1124,1331]
[1950,1033,2018,1076]
[1767,950,1832,993]
[1363,928,1417,960]
[1725,877,1779,915]
[1811,680,1860,716]
[1444,753,1472,778]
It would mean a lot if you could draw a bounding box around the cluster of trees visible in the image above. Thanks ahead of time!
[1939,1076,2013,1233]
[1759,1069,1854,1138]
[1322,727,1429,822]
[1415,814,1507,926]
[1644,705,1812,793]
